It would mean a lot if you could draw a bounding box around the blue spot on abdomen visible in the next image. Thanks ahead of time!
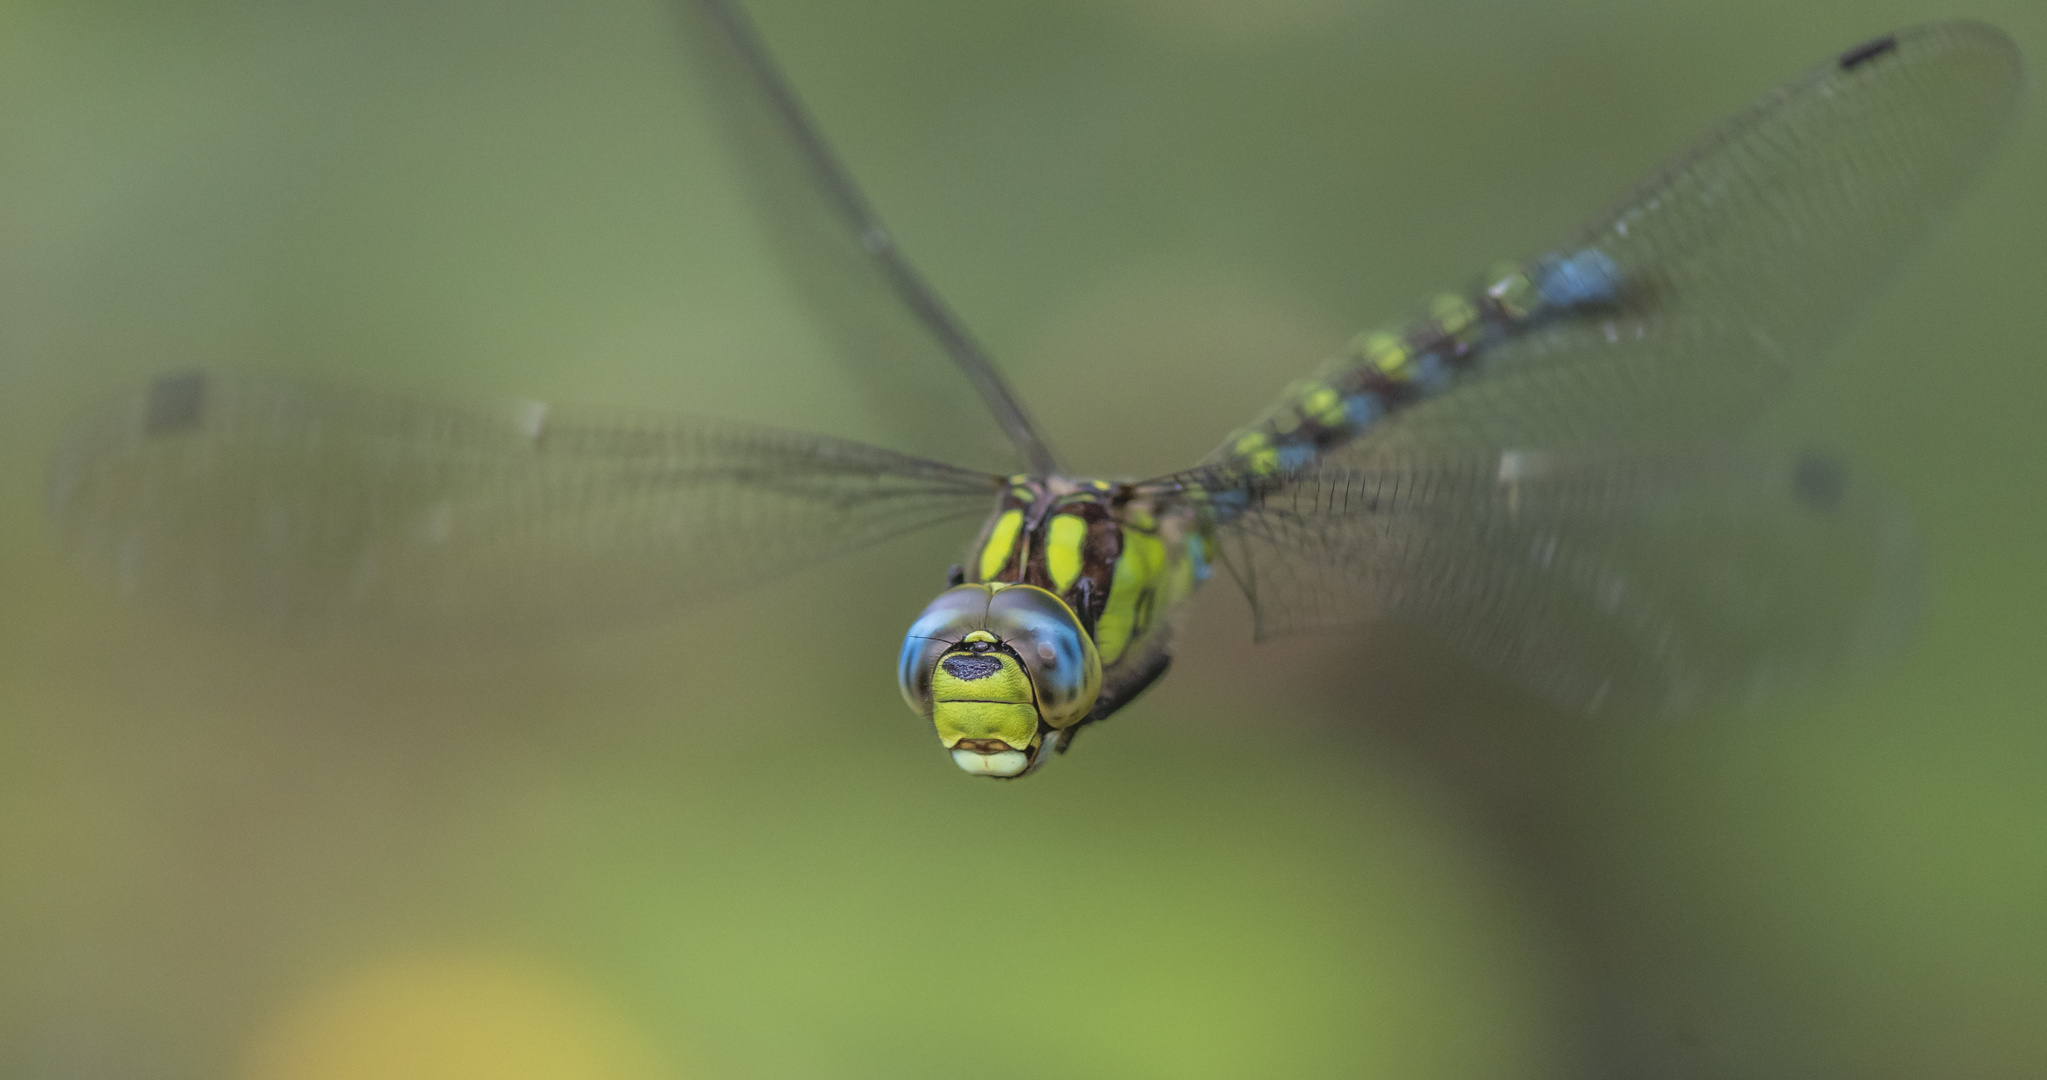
[1207,487,1250,524]
[1536,248,1622,308]
[1343,392,1384,428]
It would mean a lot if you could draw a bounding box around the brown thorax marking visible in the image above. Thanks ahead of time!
[978,476,1133,634]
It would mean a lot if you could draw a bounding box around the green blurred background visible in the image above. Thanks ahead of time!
[2,0,2044,1077]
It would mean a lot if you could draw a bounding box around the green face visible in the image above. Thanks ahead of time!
[897,584,1102,778]
[929,630,1042,775]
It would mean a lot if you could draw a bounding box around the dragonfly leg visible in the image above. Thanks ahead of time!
[1065,649,1174,752]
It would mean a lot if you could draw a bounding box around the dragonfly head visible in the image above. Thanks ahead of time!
[898,583,1102,778]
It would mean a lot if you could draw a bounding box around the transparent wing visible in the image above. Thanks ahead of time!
[1187,446,1919,718]
[1141,23,2012,714]
[47,372,1004,634]
[668,0,1059,473]
[1373,21,2023,455]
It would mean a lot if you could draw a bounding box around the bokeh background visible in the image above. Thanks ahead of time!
[3,1,2044,1078]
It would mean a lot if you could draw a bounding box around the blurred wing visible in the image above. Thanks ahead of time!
[1187,446,1919,717]
[669,0,1059,474]
[1143,24,2011,714]
[1375,22,2023,454]
[47,372,1004,634]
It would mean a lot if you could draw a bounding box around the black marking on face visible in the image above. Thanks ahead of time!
[145,372,207,436]
[945,564,966,587]
[1839,35,1897,71]
[941,654,1004,680]
[1792,452,1847,511]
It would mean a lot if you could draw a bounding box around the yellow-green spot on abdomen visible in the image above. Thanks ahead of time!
[1487,262,1538,318]
[978,508,1024,581]
[1231,431,1280,474]
[1431,292,1479,339]
[1301,385,1344,427]
[1356,330,1411,380]
[1046,513,1088,593]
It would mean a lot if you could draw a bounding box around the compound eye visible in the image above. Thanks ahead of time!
[896,585,995,716]
[984,585,1101,730]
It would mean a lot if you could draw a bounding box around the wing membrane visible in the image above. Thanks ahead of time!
[1192,446,1919,717]
[1374,21,2023,455]
[47,372,1003,634]
[669,0,1059,473]
[1151,23,2014,714]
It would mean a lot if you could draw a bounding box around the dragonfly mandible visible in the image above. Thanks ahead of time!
[44,8,2024,778]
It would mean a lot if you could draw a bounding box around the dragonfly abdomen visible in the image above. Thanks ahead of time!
[1208,249,1626,475]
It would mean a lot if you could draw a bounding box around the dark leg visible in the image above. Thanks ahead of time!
[1062,650,1174,753]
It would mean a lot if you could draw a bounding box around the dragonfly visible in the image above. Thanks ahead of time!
[45,7,2023,778]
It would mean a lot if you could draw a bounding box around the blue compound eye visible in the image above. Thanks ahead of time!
[981,584,1100,729]
[897,585,995,718]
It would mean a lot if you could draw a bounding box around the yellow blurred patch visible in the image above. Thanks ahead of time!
[977,508,1024,581]
[1045,513,1089,593]
[243,953,674,1080]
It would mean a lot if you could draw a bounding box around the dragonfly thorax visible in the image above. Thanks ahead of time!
[967,475,1133,653]
[893,475,1208,777]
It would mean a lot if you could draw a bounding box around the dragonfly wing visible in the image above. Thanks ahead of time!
[1193,446,1919,717]
[1377,21,2023,455]
[47,372,1004,635]
[1157,24,2007,714]
[669,0,1059,474]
